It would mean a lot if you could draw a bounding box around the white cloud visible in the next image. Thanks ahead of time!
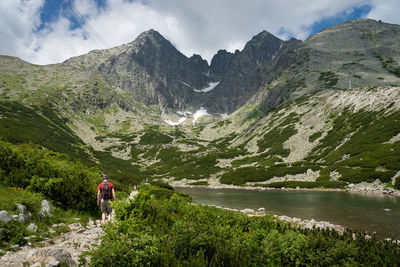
[367,0,400,24]
[0,0,45,62]
[0,0,399,65]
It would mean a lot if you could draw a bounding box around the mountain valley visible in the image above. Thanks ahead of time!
[0,18,399,191]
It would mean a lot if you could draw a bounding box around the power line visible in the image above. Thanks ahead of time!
[62,0,108,49]
[0,31,56,64]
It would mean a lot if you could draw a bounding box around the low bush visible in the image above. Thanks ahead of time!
[336,167,396,184]
[257,125,297,156]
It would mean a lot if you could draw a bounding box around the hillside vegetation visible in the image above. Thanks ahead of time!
[1,87,400,190]
[0,140,101,251]
[81,185,400,266]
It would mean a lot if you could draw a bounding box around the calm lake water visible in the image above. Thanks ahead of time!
[178,187,400,239]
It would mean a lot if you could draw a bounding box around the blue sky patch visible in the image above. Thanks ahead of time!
[310,5,372,35]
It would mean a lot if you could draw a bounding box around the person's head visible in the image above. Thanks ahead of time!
[101,173,109,180]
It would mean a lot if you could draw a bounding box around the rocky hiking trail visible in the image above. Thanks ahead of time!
[0,191,139,267]
[0,218,104,267]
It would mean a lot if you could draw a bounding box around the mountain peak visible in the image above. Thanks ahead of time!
[137,29,162,38]
[134,29,167,44]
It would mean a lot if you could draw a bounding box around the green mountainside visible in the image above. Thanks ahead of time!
[0,19,400,190]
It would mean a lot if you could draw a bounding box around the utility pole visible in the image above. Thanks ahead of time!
[349,79,352,89]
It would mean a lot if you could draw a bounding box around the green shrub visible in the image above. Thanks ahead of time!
[336,167,395,184]
[309,131,323,142]
[257,125,297,156]
[318,71,338,87]
[140,130,172,145]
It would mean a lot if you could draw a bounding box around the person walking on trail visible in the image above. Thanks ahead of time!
[97,173,116,225]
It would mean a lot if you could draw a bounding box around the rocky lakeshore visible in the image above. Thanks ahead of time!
[172,178,400,196]
[201,204,346,235]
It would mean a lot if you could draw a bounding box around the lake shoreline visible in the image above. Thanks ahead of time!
[172,183,400,197]
[178,186,400,241]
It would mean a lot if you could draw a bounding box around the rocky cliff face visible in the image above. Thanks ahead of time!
[98,29,211,111]
[254,18,400,114]
[209,49,235,81]
[95,29,299,114]
[204,31,295,113]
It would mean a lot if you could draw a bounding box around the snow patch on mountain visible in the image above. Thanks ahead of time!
[193,108,210,123]
[193,82,220,93]
[165,117,186,126]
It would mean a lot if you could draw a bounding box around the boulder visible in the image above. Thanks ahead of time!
[45,248,75,266]
[0,210,12,223]
[87,219,95,228]
[304,219,316,230]
[46,261,60,267]
[10,244,21,251]
[68,223,84,231]
[40,200,53,217]
[28,248,76,267]
[16,203,31,223]
[63,233,69,240]
[27,223,38,233]
[241,208,255,214]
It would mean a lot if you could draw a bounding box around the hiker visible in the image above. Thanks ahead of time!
[97,173,116,225]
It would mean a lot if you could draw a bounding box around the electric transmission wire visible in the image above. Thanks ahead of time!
[61,0,108,49]
[0,30,56,64]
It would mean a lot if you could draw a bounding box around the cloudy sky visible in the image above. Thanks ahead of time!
[0,0,399,65]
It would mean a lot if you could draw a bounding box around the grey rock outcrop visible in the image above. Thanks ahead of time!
[241,208,255,214]
[27,223,38,233]
[46,261,60,267]
[99,29,210,112]
[16,204,31,223]
[209,49,235,80]
[40,200,53,218]
[255,18,400,115]
[30,248,75,267]
[205,31,299,113]
[0,210,12,223]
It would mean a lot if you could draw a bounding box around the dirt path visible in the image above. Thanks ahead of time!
[0,190,140,267]
[0,219,104,267]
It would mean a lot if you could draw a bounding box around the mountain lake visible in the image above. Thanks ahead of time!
[178,187,400,240]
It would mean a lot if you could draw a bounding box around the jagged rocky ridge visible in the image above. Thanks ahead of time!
[63,18,400,116]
